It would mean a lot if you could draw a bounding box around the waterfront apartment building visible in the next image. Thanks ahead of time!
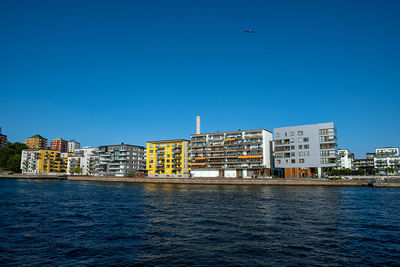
[189,129,273,178]
[67,147,99,175]
[0,127,7,148]
[273,122,337,178]
[146,139,190,176]
[96,143,145,176]
[337,149,354,170]
[374,147,400,174]
[353,157,374,173]
[67,139,80,153]
[50,137,68,152]
[24,134,47,149]
[21,149,73,174]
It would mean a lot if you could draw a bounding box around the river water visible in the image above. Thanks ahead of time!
[0,179,399,266]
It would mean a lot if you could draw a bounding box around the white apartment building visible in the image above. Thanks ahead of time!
[337,149,354,169]
[189,129,273,178]
[273,122,337,178]
[20,150,40,174]
[374,147,400,174]
[67,147,99,175]
[67,139,80,153]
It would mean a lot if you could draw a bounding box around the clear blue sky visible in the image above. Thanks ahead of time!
[1,0,399,157]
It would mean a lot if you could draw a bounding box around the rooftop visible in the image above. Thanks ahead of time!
[191,128,271,137]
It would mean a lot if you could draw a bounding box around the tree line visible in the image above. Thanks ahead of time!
[0,142,27,173]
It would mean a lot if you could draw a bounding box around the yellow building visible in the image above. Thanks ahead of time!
[38,150,73,173]
[24,134,48,149]
[146,140,190,176]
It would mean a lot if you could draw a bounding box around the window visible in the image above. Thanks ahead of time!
[299,145,303,149]
[167,159,170,163]
[149,155,153,158]
[277,160,281,164]
[167,144,170,147]
[303,138,309,142]
[167,154,170,158]
[166,165,170,168]
[299,152,303,156]
[299,159,305,163]
[290,138,294,143]
[285,132,287,137]
[290,132,294,136]
[291,159,295,163]
[298,138,303,142]
[149,165,153,168]
[304,144,309,149]
[291,146,295,150]
[291,152,295,156]
[276,133,280,138]
[298,131,303,136]
[149,160,153,163]
[304,151,310,156]
[319,129,329,135]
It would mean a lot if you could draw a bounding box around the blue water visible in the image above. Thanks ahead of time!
[0,179,399,266]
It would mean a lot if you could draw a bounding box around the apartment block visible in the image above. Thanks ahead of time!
[96,143,145,176]
[189,129,273,178]
[0,127,7,148]
[374,147,400,174]
[273,122,337,178]
[21,149,73,174]
[146,139,190,176]
[50,137,68,152]
[337,149,354,169]
[24,134,48,149]
[67,147,99,175]
[353,157,374,172]
[67,139,81,153]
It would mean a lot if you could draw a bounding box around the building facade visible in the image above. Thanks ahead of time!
[146,139,190,176]
[353,158,374,173]
[21,149,73,174]
[273,122,337,178]
[96,143,145,176]
[374,147,400,174]
[67,147,99,175]
[337,149,354,169]
[50,137,68,152]
[0,127,7,148]
[67,139,81,153]
[24,134,47,149]
[189,129,273,178]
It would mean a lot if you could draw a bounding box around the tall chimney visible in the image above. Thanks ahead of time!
[196,116,201,134]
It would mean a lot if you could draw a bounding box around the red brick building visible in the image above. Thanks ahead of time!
[50,137,68,152]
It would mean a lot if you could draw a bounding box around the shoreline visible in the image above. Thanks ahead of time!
[1,174,399,187]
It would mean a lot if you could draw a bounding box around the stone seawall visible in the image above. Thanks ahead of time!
[67,176,373,186]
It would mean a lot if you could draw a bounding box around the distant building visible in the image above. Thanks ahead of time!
[0,127,7,148]
[24,134,48,149]
[146,139,190,177]
[67,147,99,175]
[96,143,145,177]
[189,129,273,178]
[50,137,68,152]
[67,139,80,153]
[273,122,337,178]
[374,147,400,174]
[337,149,354,169]
[353,158,374,173]
[21,149,73,174]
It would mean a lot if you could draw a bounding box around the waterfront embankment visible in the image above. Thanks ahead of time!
[2,175,400,187]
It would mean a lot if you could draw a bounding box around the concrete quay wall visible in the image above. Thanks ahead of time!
[67,176,372,186]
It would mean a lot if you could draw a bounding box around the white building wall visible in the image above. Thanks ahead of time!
[191,169,219,177]
[67,140,80,153]
[20,150,40,174]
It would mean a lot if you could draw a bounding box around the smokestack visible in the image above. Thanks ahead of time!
[196,116,201,134]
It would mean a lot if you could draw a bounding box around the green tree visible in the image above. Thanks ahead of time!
[387,167,394,175]
[331,169,340,176]
[357,168,366,175]
[0,142,27,172]
[344,168,352,175]
[74,167,83,175]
